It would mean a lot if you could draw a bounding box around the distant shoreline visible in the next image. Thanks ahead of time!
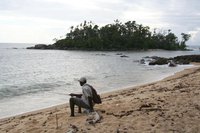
[26,43,190,51]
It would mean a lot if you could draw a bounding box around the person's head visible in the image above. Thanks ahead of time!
[78,77,87,86]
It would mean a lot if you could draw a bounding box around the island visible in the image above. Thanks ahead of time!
[27,20,191,51]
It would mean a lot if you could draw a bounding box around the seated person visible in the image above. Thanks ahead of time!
[69,77,94,117]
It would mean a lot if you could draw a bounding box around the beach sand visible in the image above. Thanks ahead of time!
[0,66,200,133]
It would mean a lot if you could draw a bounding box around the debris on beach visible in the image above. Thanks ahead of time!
[66,124,79,133]
[86,111,102,125]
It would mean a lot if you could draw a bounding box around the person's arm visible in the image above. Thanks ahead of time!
[88,96,94,111]
[69,93,82,98]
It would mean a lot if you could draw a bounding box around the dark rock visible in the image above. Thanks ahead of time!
[149,60,156,65]
[149,57,168,65]
[27,44,47,49]
[144,56,150,58]
[177,59,190,65]
[146,55,200,66]
[120,55,129,58]
[27,44,54,49]
[151,56,160,60]
[173,55,200,63]
[140,59,145,64]
[36,44,47,49]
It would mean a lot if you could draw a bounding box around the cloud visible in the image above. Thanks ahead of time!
[0,13,70,43]
[188,28,200,46]
[0,0,199,45]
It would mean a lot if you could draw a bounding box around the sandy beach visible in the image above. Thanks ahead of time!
[0,66,200,133]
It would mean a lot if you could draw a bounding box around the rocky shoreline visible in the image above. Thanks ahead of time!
[27,44,54,49]
[142,55,200,66]
[27,44,200,66]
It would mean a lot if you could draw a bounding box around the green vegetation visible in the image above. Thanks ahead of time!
[53,20,191,50]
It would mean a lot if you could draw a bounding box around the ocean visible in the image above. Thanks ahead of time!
[0,43,199,119]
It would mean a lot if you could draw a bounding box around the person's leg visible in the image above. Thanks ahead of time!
[70,98,75,116]
[69,97,90,116]
[78,106,81,113]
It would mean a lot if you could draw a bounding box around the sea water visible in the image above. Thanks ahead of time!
[0,43,199,118]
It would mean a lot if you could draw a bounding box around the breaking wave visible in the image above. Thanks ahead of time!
[0,82,64,99]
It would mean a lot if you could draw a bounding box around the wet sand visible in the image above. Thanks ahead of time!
[0,66,200,133]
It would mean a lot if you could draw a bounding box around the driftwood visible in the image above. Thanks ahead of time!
[66,124,79,133]
[56,114,58,129]
[86,111,102,125]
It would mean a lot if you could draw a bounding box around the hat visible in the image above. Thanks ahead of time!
[78,77,87,83]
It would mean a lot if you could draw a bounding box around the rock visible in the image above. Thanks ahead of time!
[144,56,150,58]
[149,57,168,65]
[149,60,156,65]
[168,60,177,67]
[35,44,47,49]
[27,44,48,49]
[120,55,129,58]
[151,56,160,60]
[27,44,54,49]
[177,59,190,65]
[173,55,200,63]
[147,55,200,65]
[140,59,145,64]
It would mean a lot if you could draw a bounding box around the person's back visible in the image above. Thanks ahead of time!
[81,83,93,106]
[85,83,102,104]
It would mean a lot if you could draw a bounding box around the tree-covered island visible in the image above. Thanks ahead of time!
[27,20,191,50]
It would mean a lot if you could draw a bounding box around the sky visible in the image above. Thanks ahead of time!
[0,0,199,46]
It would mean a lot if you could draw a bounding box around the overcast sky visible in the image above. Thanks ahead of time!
[0,0,199,46]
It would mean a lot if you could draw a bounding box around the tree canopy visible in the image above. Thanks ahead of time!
[52,20,191,50]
